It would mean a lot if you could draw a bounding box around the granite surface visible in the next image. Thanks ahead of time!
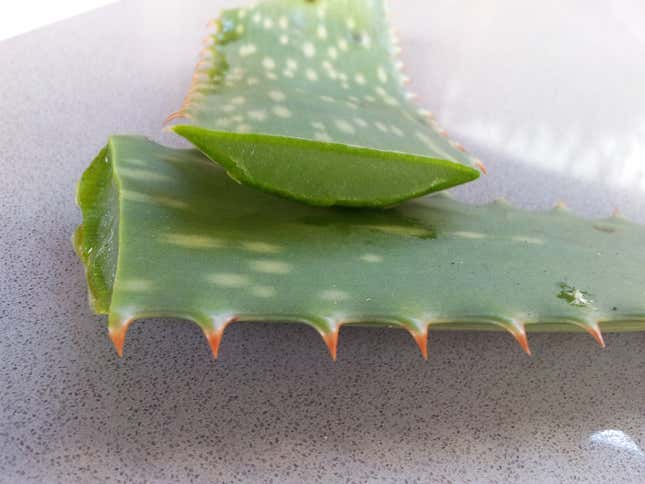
[1,0,645,482]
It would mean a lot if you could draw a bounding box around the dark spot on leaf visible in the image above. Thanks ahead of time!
[593,223,615,233]
[557,282,593,307]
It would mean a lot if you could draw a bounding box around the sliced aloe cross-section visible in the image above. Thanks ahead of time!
[168,0,482,207]
[74,136,645,359]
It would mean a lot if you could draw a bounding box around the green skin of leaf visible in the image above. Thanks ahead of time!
[170,0,481,207]
[75,136,645,358]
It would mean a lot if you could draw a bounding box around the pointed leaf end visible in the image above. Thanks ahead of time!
[587,322,606,348]
[108,320,132,358]
[164,111,188,126]
[507,321,532,356]
[203,328,223,359]
[321,329,339,361]
[202,316,238,360]
[408,327,428,360]
[475,159,488,175]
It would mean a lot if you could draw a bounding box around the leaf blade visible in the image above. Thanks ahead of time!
[75,136,645,357]
[171,0,481,206]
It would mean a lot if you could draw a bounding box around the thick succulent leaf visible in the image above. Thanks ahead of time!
[75,136,645,359]
[168,0,481,207]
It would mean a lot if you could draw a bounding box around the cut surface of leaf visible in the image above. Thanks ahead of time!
[169,0,480,207]
[75,136,645,358]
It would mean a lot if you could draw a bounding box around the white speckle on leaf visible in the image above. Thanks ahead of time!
[250,260,292,274]
[242,241,282,253]
[303,42,316,58]
[452,231,486,239]
[306,68,318,81]
[320,289,350,301]
[325,69,338,80]
[272,105,292,118]
[360,254,383,263]
[121,279,154,292]
[248,110,267,121]
[251,285,276,298]
[118,168,171,182]
[207,273,250,288]
[239,44,257,56]
[374,121,388,132]
[353,117,368,128]
[122,191,188,210]
[377,66,388,83]
[335,119,355,134]
[317,25,328,39]
[268,90,286,102]
[163,233,224,249]
[262,57,276,69]
[314,132,332,142]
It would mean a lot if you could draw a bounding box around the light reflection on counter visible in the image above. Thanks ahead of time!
[589,430,644,456]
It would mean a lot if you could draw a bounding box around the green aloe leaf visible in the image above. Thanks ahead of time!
[168,0,482,207]
[75,136,645,359]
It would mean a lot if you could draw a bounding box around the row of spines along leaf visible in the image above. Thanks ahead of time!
[165,16,230,124]
[104,311,625,361]
[97,187,638,361]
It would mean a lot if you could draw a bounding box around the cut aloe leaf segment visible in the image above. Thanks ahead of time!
[74,136,645,359]
[169,0,483,207]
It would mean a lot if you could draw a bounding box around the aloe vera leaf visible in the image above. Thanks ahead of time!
[75,136,645,359]
[168,0,482,207]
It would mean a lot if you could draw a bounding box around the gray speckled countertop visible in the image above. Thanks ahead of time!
[2,1,645,482]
